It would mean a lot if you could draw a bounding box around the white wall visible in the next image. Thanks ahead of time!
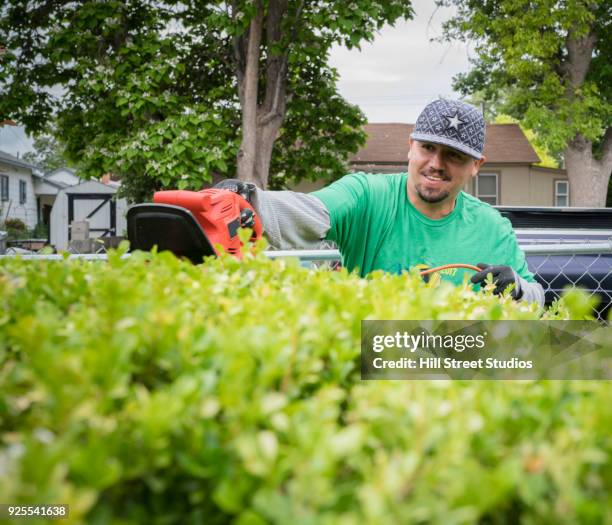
[0,161,38,228]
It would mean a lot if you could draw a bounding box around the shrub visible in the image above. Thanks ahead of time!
[2,217,30,241]
[30,222,49,239]
[0,247,610,524]
[3,218,28,231]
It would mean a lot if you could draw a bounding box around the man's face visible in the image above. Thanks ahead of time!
[407,139,485,205]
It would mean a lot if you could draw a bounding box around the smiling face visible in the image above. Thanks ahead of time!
[407,138,486,210]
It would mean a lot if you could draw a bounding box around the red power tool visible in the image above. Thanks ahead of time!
[127,189,263,263]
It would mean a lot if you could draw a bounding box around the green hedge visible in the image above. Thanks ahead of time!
[0,247,610,524]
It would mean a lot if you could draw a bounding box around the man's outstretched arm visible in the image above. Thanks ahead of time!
[214,179,331,249]
[251,187,331,249]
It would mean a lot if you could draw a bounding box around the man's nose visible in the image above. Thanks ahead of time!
[428,150,444,171]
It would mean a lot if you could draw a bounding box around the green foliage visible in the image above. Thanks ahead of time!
[0,1,414,199]
[2,218,28,240]
[1,249,611,523]
[3,218,27,232]
[1,220,49,241]
[21,134,68,172]
[29,222,49,239]
[269,54,367,189]
[438,0,611,156]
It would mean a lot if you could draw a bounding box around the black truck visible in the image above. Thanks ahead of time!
[499,207,612,320]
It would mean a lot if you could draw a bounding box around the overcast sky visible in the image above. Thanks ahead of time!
[329,0,471,122]
[0,0,471,158]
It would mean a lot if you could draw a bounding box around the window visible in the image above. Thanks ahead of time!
[475,173,498,205]
[0,175,8,202]
[19,180,27,204]
[555,180,569,207]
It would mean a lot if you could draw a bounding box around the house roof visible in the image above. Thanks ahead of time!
[46,167,76,177]
[349,123,541,165]
[45,167,80,187]
[36,177,68,190]
[484,124,541,164]
[0,149,39,171]
[60,179,118,195]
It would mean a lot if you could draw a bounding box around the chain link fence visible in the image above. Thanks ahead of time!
[522,240,612,321]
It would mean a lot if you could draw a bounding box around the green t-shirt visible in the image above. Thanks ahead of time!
[312,172,535,285]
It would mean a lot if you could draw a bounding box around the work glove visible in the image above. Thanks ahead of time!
[470,263,522,300]
[213,179,256,204]
[213,179,257,229]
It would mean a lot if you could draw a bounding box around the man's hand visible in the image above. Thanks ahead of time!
[213,179,256,204]
[470,263,522,299]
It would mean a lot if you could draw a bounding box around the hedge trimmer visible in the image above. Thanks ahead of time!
[127,189,262,263]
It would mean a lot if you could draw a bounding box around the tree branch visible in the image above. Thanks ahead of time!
[265,0,305,118]
[231,0,247,106]
[601,127,612,168]
[568,132,591,152]
[289,0,305,44]
[565,27,597,88]
[236,0,263,181]
[260,0,303,126]
[243,0,263,111]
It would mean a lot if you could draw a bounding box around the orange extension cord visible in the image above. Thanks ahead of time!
[419,263,482,277]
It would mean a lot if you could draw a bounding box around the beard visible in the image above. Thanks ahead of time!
[414,182,450,203]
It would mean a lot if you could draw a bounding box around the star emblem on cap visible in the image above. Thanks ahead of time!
[444,111,466,131]
[411,99,485,157]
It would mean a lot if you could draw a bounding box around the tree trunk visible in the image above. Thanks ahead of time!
[252,113,284,188]
[564,132,612,207]
[560,29,612,206]
[233,0,293,189]
[235,1,263,186]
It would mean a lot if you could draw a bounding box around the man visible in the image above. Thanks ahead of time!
[218,99,545,306]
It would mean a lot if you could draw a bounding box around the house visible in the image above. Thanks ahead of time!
[0,150,126,249]
[0,150,41,228]
[0,152,84,229]
[292,124,569,207]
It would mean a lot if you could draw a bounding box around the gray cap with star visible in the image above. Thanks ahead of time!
[410,99,486,159]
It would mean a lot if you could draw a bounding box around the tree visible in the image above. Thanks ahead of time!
[0,2,414,199]
[463,91,563,167]
[22,133,68,172]
[438,0,611,206]
[226,1,414,187]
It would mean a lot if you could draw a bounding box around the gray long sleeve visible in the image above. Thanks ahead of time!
[515,272,546,307]
[251,187,331,249]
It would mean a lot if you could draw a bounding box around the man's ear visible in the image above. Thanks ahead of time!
[407,138,414,161]
[471,155,486,177]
